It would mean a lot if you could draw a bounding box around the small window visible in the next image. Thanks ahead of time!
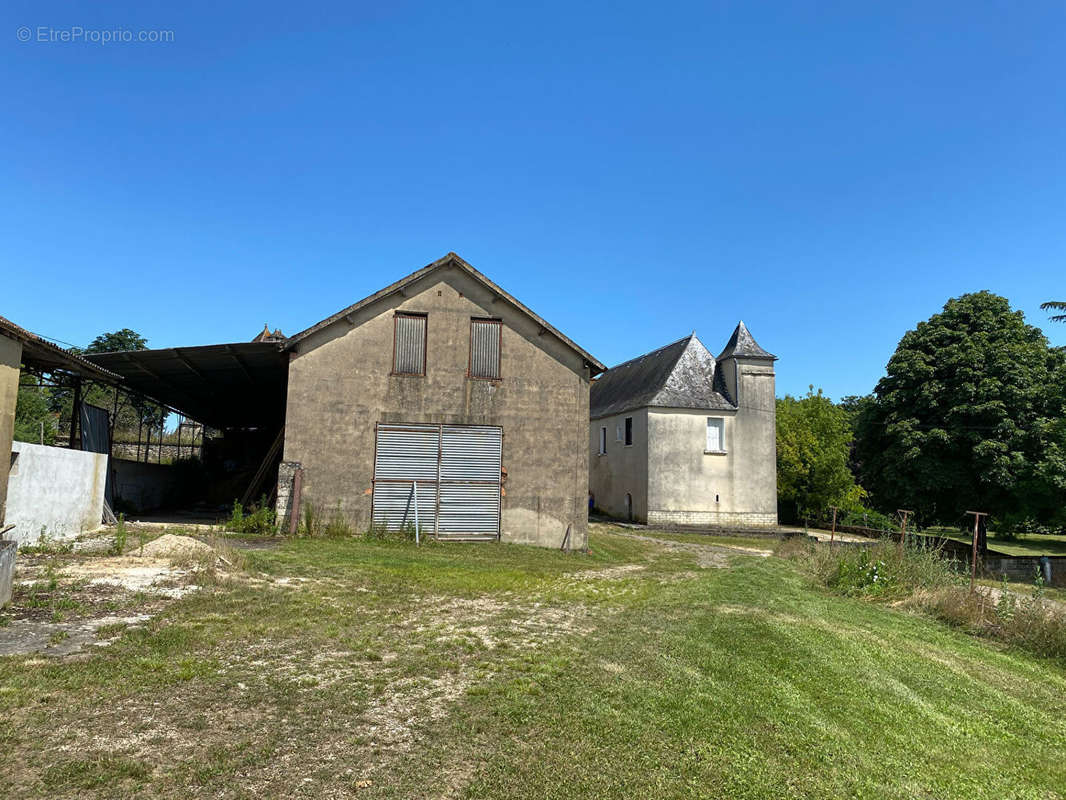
[615,423,623,442]
[624,417,633,446]
[598,427,607,455]
[706,418,725,452]
[393,313,427,375]
[469,318,502,379]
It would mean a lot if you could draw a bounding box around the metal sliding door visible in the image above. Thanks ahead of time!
[372,423,502,539]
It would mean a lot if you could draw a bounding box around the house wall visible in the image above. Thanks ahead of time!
[645,357,777,528]
[6,441,107,545]
[0,333,21,525]
[589,409,649,521]
[280,266,593,549]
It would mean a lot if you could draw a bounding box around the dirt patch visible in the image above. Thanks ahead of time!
[140,534,214,561]
[610,530,771,567]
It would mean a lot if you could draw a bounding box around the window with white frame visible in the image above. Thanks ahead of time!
[598,426,607,455]
[706,418,725,452]
[615,422,623,442]
[624,416,633,446]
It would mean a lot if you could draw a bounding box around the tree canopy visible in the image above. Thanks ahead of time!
[854,291,1066,527]
[85,328,148,354]
[777,387,866,522]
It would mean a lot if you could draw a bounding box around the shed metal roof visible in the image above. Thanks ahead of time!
[85,342,288,429]
[0,314,121,382]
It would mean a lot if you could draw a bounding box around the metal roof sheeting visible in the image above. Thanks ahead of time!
[84,342,288,429]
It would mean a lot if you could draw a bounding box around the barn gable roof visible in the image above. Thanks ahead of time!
[285,252,605,374]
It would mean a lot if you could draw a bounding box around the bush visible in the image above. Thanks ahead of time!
[224,497,277,535]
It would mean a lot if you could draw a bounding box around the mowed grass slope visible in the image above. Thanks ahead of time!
[1,525,1064,799]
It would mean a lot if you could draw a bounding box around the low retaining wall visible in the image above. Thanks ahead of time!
[112,458,180,514]
[983,556,1065,588]
[6,442,107,545]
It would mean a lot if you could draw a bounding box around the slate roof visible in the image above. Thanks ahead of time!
[590,334,735,419]
[717,321,776,361]
[285,252,606,374]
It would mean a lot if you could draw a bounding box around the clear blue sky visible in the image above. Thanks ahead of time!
[3,1,1064,401]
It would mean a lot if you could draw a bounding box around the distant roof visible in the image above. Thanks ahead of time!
[717,321,776,361]
[0,314,120,381]
[286,252,606,374]
[251,324,286,343]
[590,335,735,418]
[85,342,288,429]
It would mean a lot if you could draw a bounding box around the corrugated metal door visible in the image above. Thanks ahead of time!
[372,424,502,539]
[439,425,502,537]
[372,425,440,532]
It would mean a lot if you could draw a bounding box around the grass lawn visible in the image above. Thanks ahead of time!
[925,527,1066,557]
[2,524,1065,798]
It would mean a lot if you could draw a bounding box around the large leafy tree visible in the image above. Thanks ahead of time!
[85,328,148,354]
[854,291,1066,528]
[777,387,866,522]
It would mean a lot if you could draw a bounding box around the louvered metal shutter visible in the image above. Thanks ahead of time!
[439,425,502,536]
[371,424,502,539]
[393,314,426,374]
[469,319,501,379]
[372,425,439,532]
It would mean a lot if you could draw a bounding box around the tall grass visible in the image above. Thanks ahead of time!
[779,538,1066,663]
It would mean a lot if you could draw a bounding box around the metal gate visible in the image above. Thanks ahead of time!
[372,423,502,539]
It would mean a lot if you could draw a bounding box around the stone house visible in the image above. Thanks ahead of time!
[277,253,605,548]
[589,323,777,527]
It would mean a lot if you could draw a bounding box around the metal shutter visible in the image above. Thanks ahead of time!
[393,314,426,374]
[372,423,502,539]
[439,425,502,536]
[372,425,439,532]
[469,319,501,379]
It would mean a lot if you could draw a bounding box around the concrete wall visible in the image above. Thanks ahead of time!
[643,357,777,528]
[281,265,593,549]
[589,409,649,521]
[6,441,107,545]
[0,333,21,524]
[112,458,180,514]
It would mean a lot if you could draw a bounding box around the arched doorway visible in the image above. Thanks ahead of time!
[624,492,633,522]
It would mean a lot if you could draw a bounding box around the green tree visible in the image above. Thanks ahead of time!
[46,328,158,440]
[1041,301,1066,323]
[777,387,866,522]
[85,328,148,353]
[854,291,1066,528]
[13,377,57,444]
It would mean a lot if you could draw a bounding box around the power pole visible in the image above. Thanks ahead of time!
[897,510,913,553]
[966,511,988,593]
[829,506,839,545]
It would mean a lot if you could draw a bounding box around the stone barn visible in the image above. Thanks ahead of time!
[277,253,605,548]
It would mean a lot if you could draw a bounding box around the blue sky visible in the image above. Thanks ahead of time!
[2,0,1064,400]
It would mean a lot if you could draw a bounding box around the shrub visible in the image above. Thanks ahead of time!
[224,496,277,535]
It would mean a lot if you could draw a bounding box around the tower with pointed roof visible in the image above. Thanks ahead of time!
[589,322,777,527]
